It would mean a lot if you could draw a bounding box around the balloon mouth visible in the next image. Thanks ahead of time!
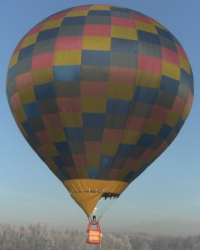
[63,179,128,217]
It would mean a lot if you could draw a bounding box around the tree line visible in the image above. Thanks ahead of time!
[0,223,200,250]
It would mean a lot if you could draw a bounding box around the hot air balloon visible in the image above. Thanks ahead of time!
[6,4,194,245]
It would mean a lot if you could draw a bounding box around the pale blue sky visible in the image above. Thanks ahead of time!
[0,0,199,236]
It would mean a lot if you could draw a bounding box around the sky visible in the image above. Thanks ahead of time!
[0,0,199,237]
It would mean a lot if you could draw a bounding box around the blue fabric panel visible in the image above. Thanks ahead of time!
[36,28,59,42]
[180,69,192,88]
[18,44,34,61]
[110,7,128,12]
[81,50,110,66]
[61,16,86,25]
[54,66,81,81]
[160,75,179,95]
[21,120,34,135]
[158,124,173,139]
[52,156,66,169]
[34,82,56,100]
[106,99,131,115]
[111,38,138,54]
[83,113,105,128]
[100,156,114,169]
[117,144,135,157]
[156,27,173,41]
[88,167,99,179]
[54,142,71,155]
[138,30,161,45]
[56,169,67,181]
[137,133,155,147]
[133,86,158,104]
[23,102,41,118]
[174,117,184,133]
[7,65,16,82]
[88,10,111,16]
[64,128,84,141]
[124,171,136,182]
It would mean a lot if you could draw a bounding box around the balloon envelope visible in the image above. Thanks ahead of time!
[6,4,194,217]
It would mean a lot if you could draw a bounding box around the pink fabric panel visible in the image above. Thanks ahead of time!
[108,169,121,180]
[81,81,108,97]
[150,105,170,122]
[138,55,162,74]
[84,142,102,154]
[56,97,82,112]
[172,96,186,114]
[176,44,188,60]
[125,116,148,131]
[111,17,136,28]
[32,52,54,70]
[103,128,123,142]
[37,146,50,159]
[55,36,83,50]
[48,12,67,21]
[132,14,152,24]
[27,24,43,35]
[187,92,194,109]
[72,154,87,167]
[67,168,79,179]
[42,114,62,128]
[140,148,155,161]
[10,92,22,110]
[109,67,137,84]
[16,72,32,90]
[123,158,137,170]
[84,25,111,36]
[162,47,180,66]
[36,130,52,144]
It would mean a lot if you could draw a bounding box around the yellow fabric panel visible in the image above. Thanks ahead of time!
[179,56,190,73]
[21,33,38,48]
[117,170,129,181]
[90,5,110,10]
[108,83,134,100]
[150,19,167,30]
[15,107,27,123]
[101,142,119,156]
[67,10,89,17]
[162,61,180,80]
[45,158,58,171]
[86,155,100,167]
[121,130,141,144]
[132,160,145,172]
[47,128,66,142]
[135,21,158,34]
[43,144,59,157]
[81,97,106,113]
[9,52,19,68]
[54,50,81,65]
[111,26,138,40]
[41,19,63,30]
[60,112,83,127]
[182,104,190,120]
[71,192,102,217]
[144,119,163,135]
[18,87,36,104]
[136,70,161,88]
[77,168,89,178]
[32,67,54,84]
[82,36,111,50]
[165,110,180,127]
